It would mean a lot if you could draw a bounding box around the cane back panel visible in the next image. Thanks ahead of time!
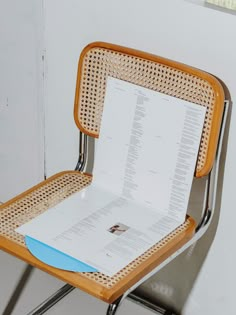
[74,42,224,177]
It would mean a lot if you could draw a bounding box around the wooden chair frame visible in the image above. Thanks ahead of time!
[0,42,228,315]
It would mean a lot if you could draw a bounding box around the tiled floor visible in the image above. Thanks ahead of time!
[0,251,154,315]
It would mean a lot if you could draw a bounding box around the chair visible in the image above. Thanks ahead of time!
[0,42,228,315]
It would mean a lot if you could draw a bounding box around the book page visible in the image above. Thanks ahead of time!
[16,77,206,276]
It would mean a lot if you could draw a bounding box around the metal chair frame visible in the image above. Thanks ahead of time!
[1,42,228,315]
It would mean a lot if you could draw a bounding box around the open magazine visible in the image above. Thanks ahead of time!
[16,77,206,276]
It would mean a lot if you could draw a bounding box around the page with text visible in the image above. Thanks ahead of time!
[16,77,206,276]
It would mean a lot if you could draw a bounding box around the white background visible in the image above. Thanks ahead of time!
[1,0,236,314]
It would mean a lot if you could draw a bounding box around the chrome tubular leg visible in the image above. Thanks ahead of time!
[26,284,74,315]
[3,264,33,315]
[75,132,88,172]
[106,296,124,315]
[196,100,229,232]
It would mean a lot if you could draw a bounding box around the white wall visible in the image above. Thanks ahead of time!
[0,0,44,201]
[43,1,236,314]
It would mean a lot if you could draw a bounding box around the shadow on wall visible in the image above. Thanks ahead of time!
[134,83,232,315]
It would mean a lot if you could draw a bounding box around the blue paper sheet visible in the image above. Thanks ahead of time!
[25,235,98,272]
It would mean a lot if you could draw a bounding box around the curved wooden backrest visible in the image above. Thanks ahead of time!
[74,42,224,177]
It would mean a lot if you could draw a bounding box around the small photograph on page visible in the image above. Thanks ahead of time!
[108,223,129,236]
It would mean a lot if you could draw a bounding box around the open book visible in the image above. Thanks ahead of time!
[16,77,206,276]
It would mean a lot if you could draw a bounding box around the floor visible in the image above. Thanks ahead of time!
[0,249,155,315]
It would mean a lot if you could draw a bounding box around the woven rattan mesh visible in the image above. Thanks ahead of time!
[0,172,92,245]
[77,47,215,174]
[0,171,192,288]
